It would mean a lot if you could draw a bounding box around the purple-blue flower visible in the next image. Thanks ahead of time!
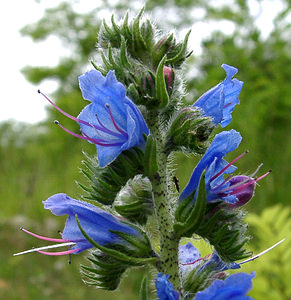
[40,193,141,254]
[180,129,270,204]
[39,70,149,168]
[194,64,243,128]
[155,273,180,300]
[180,130,242,203]
[179,243,240,279]
[78,70,149,167]
[194,272,255,300]
[179,242,201,279]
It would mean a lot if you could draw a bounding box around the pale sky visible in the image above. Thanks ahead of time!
[0,0,284,124]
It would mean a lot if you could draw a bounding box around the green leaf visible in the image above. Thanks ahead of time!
[174,171,206,236]
[139,276,148,300]
[144,135,158,178]
[155,55,169,107]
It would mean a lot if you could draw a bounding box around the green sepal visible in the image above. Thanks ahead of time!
[76,215,157,266]
[182,262,221,298]
[77,148,144,205]
[144,135,158,178]
[109,227,153,257]
[165,107,214,155]
[196,202,251,262]
[166,29,192,66]
[153,33,174,68]
[174,172,206,237]
[155,55,169,107]
[139,275,149,300]
[132,8,147,50]
[81,250,128,290]
[114,175,153,225]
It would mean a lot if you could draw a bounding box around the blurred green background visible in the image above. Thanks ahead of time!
[1,0,291,299]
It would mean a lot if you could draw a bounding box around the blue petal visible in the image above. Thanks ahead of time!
[155,273,180,300]
[198,252,240,273]
[43,193,140,253]
[179,243,201,278]
[180,130,242,201]
[79,70,126,106]
[194,272,255,300]
[78,70,149,167]
[193,64,243,127]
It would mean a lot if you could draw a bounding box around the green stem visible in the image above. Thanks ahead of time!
[147,112,180,290]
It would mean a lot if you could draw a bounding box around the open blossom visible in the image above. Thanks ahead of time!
[39,69,149,167]
[78,70,149,167]
[194,272,255,300]
[179,243,240,279]
[180,130,270,204]
[193,64,243,128]
[15,193,142,256]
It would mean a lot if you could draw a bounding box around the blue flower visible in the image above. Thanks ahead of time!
[41,193,142,254]
[194,272,255,300]
[180,130,243,203]
[155,273,180,300]
[179,242,201,279]
[39,70,149,168]
[78,70,149,167]
[179,243,240,279]
[194,64,243,128]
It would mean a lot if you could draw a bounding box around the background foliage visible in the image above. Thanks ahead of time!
[1,0,290,299]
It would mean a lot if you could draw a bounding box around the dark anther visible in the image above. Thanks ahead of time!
[37,89,41,94]
[54,120,60,125]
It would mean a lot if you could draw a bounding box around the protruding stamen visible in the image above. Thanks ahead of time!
[210,150,249,182]
[39,90,117,136]
[37,248,81,256]
[239,238,285,265]
[13,242,76,256]
[225,170,271,196]
[249,163,263,178]
[55,121,122,146]
[39,90,86,126]
[105,103,127,136]
[39,90,128,141]
[20,227,69,243]
[82,131,124,147]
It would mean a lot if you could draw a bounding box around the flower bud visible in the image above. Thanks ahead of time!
[227,175,255,208]
[166,107,215,154]
[114,175,153,225]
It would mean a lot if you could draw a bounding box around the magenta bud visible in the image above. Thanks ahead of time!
[163,66,174,88]
[227,175,255,208]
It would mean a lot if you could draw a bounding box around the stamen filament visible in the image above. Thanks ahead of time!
[20,227,69,243]
[37,248,81,256]
[38,90,90,127]
[210,150,249,182]
[212,175,232,192]
[13,242,76,256]
[239,238,285,265]
[38,90,125,139]
[226,170,271,196]
[82,132,124,147]
[105,103,128,136]
[55,121,123,146]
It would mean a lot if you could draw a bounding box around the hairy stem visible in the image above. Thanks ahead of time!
[147,112,180,290]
